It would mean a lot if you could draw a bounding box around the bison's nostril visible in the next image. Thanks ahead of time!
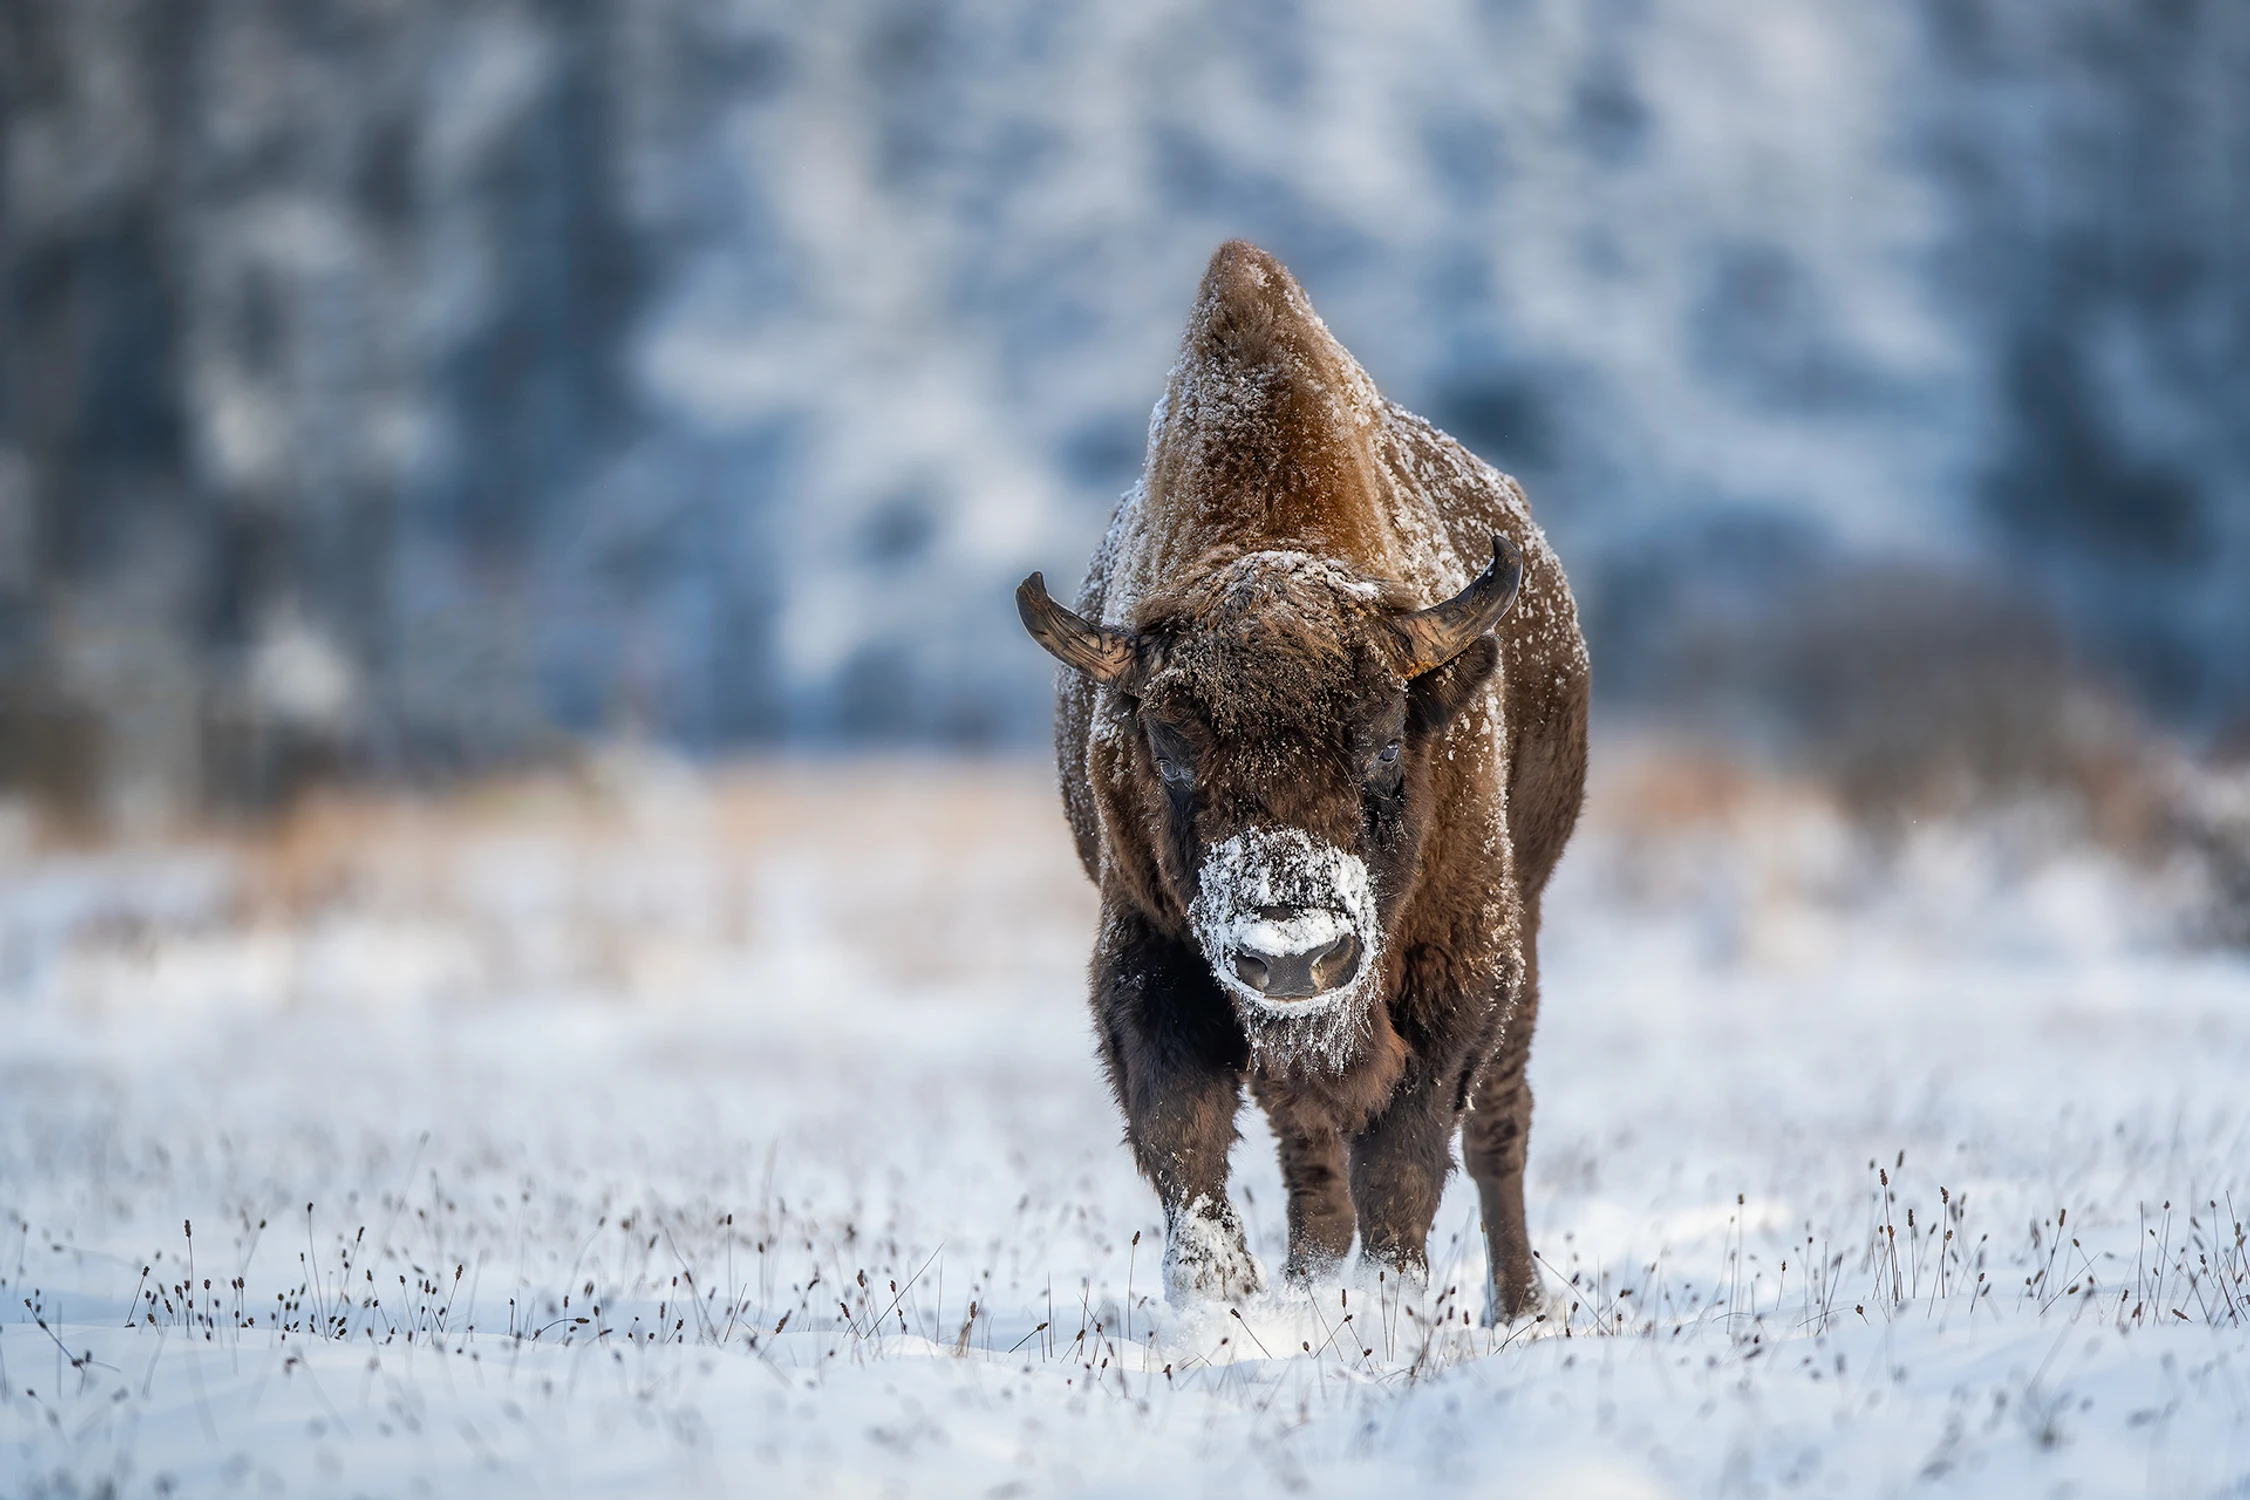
[1312,932,1361,990]
[1232,952,1271,991]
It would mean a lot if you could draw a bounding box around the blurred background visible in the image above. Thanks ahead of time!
[1,0,2246,843]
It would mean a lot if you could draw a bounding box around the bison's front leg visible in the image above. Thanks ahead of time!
[1250,1079,1356,1283]
[1092,906,1266,1304]
[1347,1064,1457,1285]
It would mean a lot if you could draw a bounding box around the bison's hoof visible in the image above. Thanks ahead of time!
[1164,1197,1267,1304]
[1281,1247,1349,1289]
[1354,1248,1429,1298]
[1479,1269,1550,1329]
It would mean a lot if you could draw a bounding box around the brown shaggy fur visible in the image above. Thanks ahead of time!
[1035,242,1589,1318]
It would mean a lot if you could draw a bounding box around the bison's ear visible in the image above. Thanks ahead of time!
[1017,573,1148,689]
[1391,534,1524,677]
[1407,635,1499,739]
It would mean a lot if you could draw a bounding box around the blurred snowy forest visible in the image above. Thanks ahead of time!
[3,0,2247,818]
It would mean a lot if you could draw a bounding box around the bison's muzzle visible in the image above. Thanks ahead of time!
[1229,907,1362,999]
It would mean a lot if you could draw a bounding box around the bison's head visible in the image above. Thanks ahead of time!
[1020,536,1520,1068]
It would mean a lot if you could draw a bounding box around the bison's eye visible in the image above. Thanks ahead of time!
[1378,740,1400,765]
[1157,756,1194,789]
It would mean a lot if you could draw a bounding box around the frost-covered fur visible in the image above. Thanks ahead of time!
[1039,242,1590,1313]
[1189,826,1383,1071]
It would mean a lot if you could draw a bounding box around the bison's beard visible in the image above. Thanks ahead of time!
[1189,825,1386,1074]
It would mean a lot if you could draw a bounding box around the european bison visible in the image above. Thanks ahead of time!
[1018,242,1589,1323]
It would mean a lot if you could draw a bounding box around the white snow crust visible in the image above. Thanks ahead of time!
[4,751,2250,1499]
[1234,907,1348,958]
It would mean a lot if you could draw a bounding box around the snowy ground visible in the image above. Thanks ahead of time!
[4,745,2249,1499]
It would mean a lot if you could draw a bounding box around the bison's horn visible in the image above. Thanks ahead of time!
[1391,534,1525,676]
[1017,572,1145,687]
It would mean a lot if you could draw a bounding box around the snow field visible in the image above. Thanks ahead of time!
[4,746,2249,1497]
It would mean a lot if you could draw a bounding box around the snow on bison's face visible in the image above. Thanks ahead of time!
[1019,538,1521,1067]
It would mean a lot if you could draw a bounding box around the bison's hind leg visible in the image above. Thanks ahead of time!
[1464,883,1553,1325]
[1463,1059,1537,1325]
[1253,1079,1356,1283]
[1463,954,1546,1327]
